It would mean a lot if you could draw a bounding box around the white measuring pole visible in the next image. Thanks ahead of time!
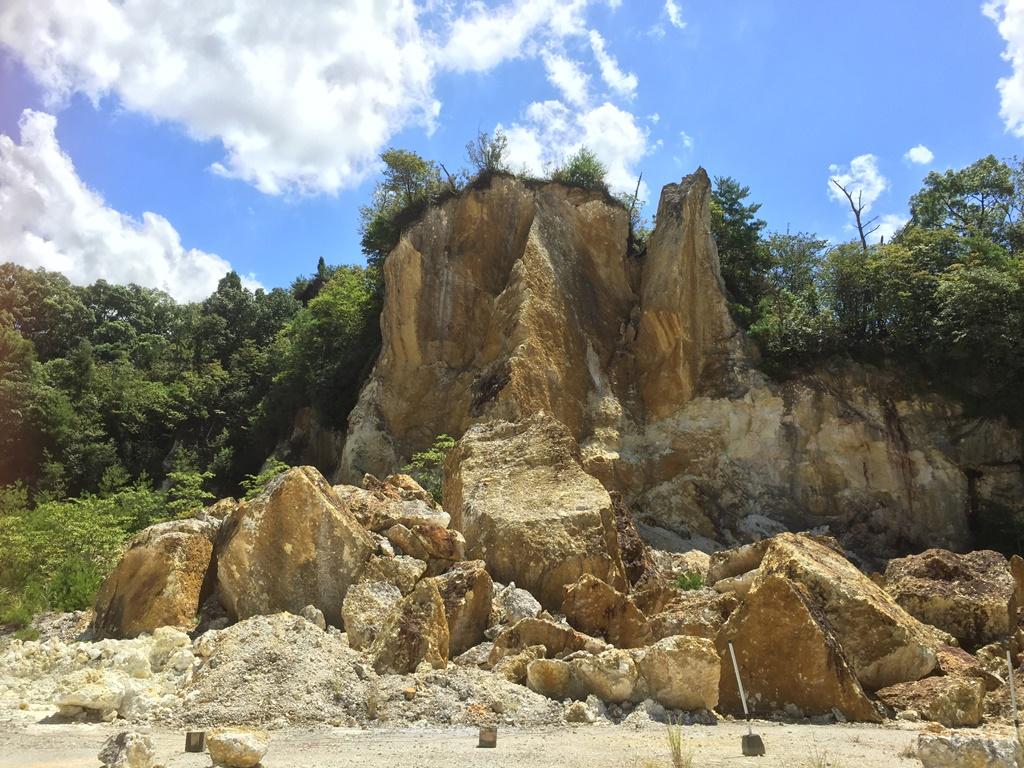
[728,641,752,735]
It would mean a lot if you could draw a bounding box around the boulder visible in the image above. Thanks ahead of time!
[429,560,493,656]
[647,589,739,641]
[756,533,947,690]
[369,579,449,674]
[493,644,545,684]
[884,549,1016,651]
[217,467,375,626]
[936,645,1003,691]
[385,523,465,576]
[341,581,402,650]
[91,518,217,639]
[527,658,577,700]
[716,573,881,722]
[564,700,595,723]
[443,414,627,610]
[54,669,127,720]
[875,675,985,727]
[360,554,427,595]
[490,582,542,627]
[206,728,269,768]
[489,618,596,665]
[917,733,1023,768]
[97,731,155,768]
[632,635,720,711]
[571,649,638,704]
[300,604,326,630]
[334,473,449,533]
[561,574,651,648]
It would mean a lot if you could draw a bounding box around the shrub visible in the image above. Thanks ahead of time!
[552,146,607,190]
[674,571,704,591]
[240,458,291,500]
[403,434,457,503]
[466,129,510,175]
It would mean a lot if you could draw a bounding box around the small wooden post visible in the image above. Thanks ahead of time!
[478,726,497,748]
[185,731,205,752]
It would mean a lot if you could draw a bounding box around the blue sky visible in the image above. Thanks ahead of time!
[1,1,1023,300]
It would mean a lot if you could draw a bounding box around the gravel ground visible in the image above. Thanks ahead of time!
[0,714,949,768]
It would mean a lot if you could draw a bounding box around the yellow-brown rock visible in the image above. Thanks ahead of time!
[369,578,449,674]
[561,574,651,649]
[716,573,881,722]
[333,473,449,533]
[91,518,217,639]
[385,523,465,576]
[428,560,493,656]
[884,548,1016,651]
[876,675,985,727]
[489,618,595,666]
[216,466,375,626]
[632,635,721,711]
[647,589,739,641]
[444,414,627,610]
[526,658,577,700]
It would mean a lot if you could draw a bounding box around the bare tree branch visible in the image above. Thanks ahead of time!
[831,177,874,252]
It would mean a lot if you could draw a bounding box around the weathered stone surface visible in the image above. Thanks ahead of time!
[91,518,217,639]
[490,583,542,627]
[716,573,881,722]
[385,523,465,576]
[876,675,985,727]
[561,574,651,648]
[429,560,493,656]
[755,533,946,690]
[341,581,402,650]
[936,645,1002,691]
[369,579,449,674]
[493,644,545,684]
[97,731,155,768]
[917,733,1023,768]
[632,635,720,711]
[444,414,627,610]
[55,668,128,720]
[647,589,739,641]
[206,727,269,768]
[572,649,638,704]
[300,604,326,630]
[884,549,1016,651]
[217,467,375,626]
[489,618,594,666]
[360,554,427,595]
[334,473,449,533]
[526,658,576,700]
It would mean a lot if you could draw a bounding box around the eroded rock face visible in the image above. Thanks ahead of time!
[429,560,493,656]
[369,579,449,674]
[632,635,720,711]
[444,414,627,610]
[217,467,375,627]
[875,675,985,727]
[341,582,402,650]
[91,518,218,639]
[97,731,155,768]
[884,549,1016,651]
[561,574,651,649]
[917,733,1023,768]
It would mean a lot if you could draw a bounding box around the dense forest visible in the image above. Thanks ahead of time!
[1,134,1022,628]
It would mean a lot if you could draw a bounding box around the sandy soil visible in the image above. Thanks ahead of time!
[0,715,943,768]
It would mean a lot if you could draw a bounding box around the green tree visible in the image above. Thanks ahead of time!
[711,176,768,326]
[466,129,510,175]
[552,147,607,190]
[167,469,215,516]
[403,434,456,503]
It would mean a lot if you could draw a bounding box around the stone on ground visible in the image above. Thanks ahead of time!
[917,733,1023,768]
[369,579,449,674]
[97,731,155,768]
[342,581,402,650]
[632,635,720,711]
[206,727,269,768]
[561,574,651,648]
[429,560,493,656]
[876,674,985,727]
[443,414,627,610]
[217,466,375,626]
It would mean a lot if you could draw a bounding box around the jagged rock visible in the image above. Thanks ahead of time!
[334,473,449,533]
[707,540,770,585]
[754,533,947,690]
[453,642,493,669]
[198,496,238,522]
[564,700,595,723]
[429,560,493,656]
[300,605,326,631]
[876,675,985,727]
[493,644,545,684]
[572,649,638,704]
[369,579,449,674]
[632,635,720,711]
[97,731,155,768]
[489,618,595,665]
[917,733,1023,768]
[91,518,217,639]
[527,658,576,700]
[360,554,427,595]
[490,582,542,627]
[206,728,269,768]
[341,582,402,650]
[884,549,1016,651]
[647,590,739,641]
[936,645,1002,691]
[217,467,375,626]
[1011,555,1024,609]
[384,523,465,576]
[444,414,627,610]
[561,574,651,649]
[716,573,881,722]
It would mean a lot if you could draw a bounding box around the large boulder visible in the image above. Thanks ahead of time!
[884,549,1016,651]
[561,574,651,648]
[341,581,402,650]
[428,560,493,656]
[716,573,881,722]
[489,618,597,665]
[217,467,375,626]
[444,414,627,610]
[369,579,449,674]
[97,731,155,768]
[875,675,985,727]
[917,733,1023,768]
[206,728,269,768]
[646,589,740,641]
[360,554,427,595]
[91,518,218,639]
[632,635,720,710]
[384,523,465,576]
[334,473,449,533]
[572,649,638,703]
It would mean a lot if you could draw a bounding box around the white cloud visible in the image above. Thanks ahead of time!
[984,0,1024,137]
[0,110,255,302]
[827,154,888,212]
[680,131,694,150]
[904,144,935,165]
[588,30,637,98]
[541,50,590,108]
[665,0,686,29]
[0,0,440,195]
[501,99,649,197]
[876,213,909,242]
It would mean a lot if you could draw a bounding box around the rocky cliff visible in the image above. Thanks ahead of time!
[337,170,1024,564]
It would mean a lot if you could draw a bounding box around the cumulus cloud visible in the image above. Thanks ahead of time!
[501,100,648,196]
[985,0,1024,136]
[588,31,637,98]
[541,50,590,108]
[665,0,686,29]
[876,213,909,242]
[0,0,440,195]
[827,154,889,212]
[680,131,694,150]
[0,110,254,302]
[904,144,935,165]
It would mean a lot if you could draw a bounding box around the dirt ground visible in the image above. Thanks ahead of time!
[0,714,943,768]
